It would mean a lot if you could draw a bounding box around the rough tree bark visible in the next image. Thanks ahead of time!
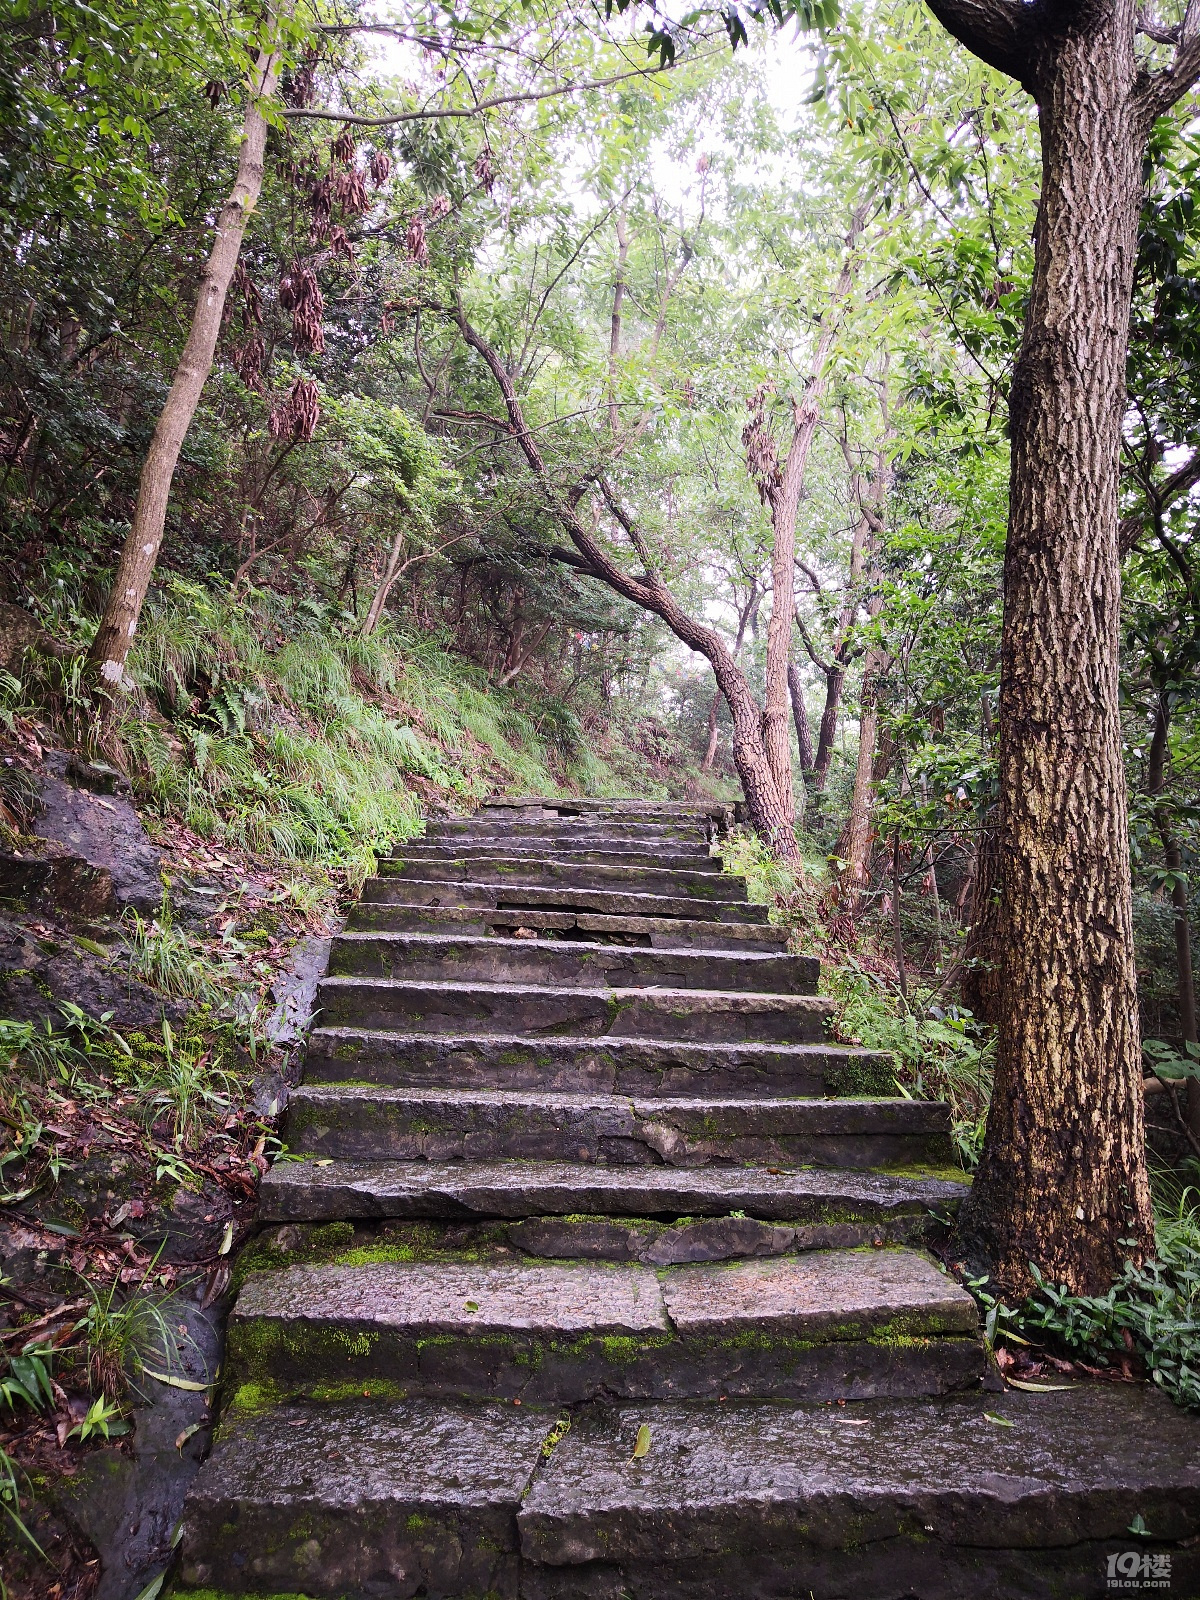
[924,0,1200,1291]
[87,40,282,690]
[455,308,801,862]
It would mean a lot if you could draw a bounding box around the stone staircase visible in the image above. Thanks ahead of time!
[177,798,1200,1599]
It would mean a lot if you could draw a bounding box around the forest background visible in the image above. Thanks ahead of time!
[1,0,1200,1547]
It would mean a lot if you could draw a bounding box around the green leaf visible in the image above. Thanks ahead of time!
[629,1422,651,1462]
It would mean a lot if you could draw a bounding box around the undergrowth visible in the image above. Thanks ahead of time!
[720,826,994,1167]
[978,1172,1200,1411]
[5,576,664,892]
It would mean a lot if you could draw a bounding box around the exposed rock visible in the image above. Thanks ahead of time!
[34,751,162,912]
[0,601,71,671]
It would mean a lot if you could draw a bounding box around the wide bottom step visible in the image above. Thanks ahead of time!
[178,1386,1200,1600]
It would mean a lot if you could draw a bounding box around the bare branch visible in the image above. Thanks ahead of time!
[282,60,678,127]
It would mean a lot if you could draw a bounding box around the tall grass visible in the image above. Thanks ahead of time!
[8,576,649,886]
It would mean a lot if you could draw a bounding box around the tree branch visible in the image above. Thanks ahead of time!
[1136,0,1200,122]
[282,61,676,127]
[921,0,1030,85]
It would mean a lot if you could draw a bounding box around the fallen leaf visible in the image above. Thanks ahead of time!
[201,1263,232,1310]
[983,1411,1015,1427]
[175,1423,202,1452]
[629,1423,651,1463]
[143,1369,208,1392]
[464,1300,479,1313]
[218,1221,234,1256]
[1005,1378,1076,1393]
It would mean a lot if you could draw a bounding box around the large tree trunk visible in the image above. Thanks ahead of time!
[87,43,281,690]
[955,25,1155,1293]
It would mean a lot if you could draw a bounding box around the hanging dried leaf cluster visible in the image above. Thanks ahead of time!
[742,384,782,507]
[279,261,325,354]
[269,377,321,442]
[473,148,495,192]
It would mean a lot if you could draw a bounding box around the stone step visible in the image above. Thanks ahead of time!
[359,876,771,924]
[327,933,818,995]
[302,1030,892,1097]
[225,1249,983,1406]
[426,819,709,844]
[343,903,788,950]
[483,796,725,821]
[284,1086,952,1168]
[378,855,745,901]
[259,1156,969,1226]
[316,977,835,1043]
[178,1386,1200,1600]
[395,844,720,870]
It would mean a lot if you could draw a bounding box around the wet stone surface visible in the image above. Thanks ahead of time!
[659,1250,979,1339]
[259,1156,970,1225]
[180,1397,550,1598]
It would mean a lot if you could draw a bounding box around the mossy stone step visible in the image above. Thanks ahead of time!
[301,1029,892,1097]
[177,1386,1200,1600]
[343,902,789,950]
[225,1249,983,1406]
[316,977,836,1043]
[378,854,745,900]
[358,875,771,924]
[326,932,818,995]
[284,1085,953,1169]
[258,1155,969,1227]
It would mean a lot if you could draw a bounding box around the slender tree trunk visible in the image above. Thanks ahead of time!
[361,525,408,636]
[788,661,814,771]
[87,40,282,690]
[1146,694,1200,1136]
[811,663,844,790]
[841,654,882,906]
[701,692,721,771]
[956,28,1155,1293]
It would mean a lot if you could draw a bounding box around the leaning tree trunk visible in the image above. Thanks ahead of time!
[955,26,1155,1293]
[87,42,281,691]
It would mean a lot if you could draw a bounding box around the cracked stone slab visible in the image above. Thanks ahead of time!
[518,1387,1200,1564]
[301,1029,892,1098]
[316,976,835,1044]
[284,1085,952,1169]
[178,1397,550,1597]
[359,877,770,925]
[396,843,720,871]
[659,1250,979,1340]
[345,904,789,951]
[259,1157,970,1225]
[327,932,818,996]
[379,855,745,901]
